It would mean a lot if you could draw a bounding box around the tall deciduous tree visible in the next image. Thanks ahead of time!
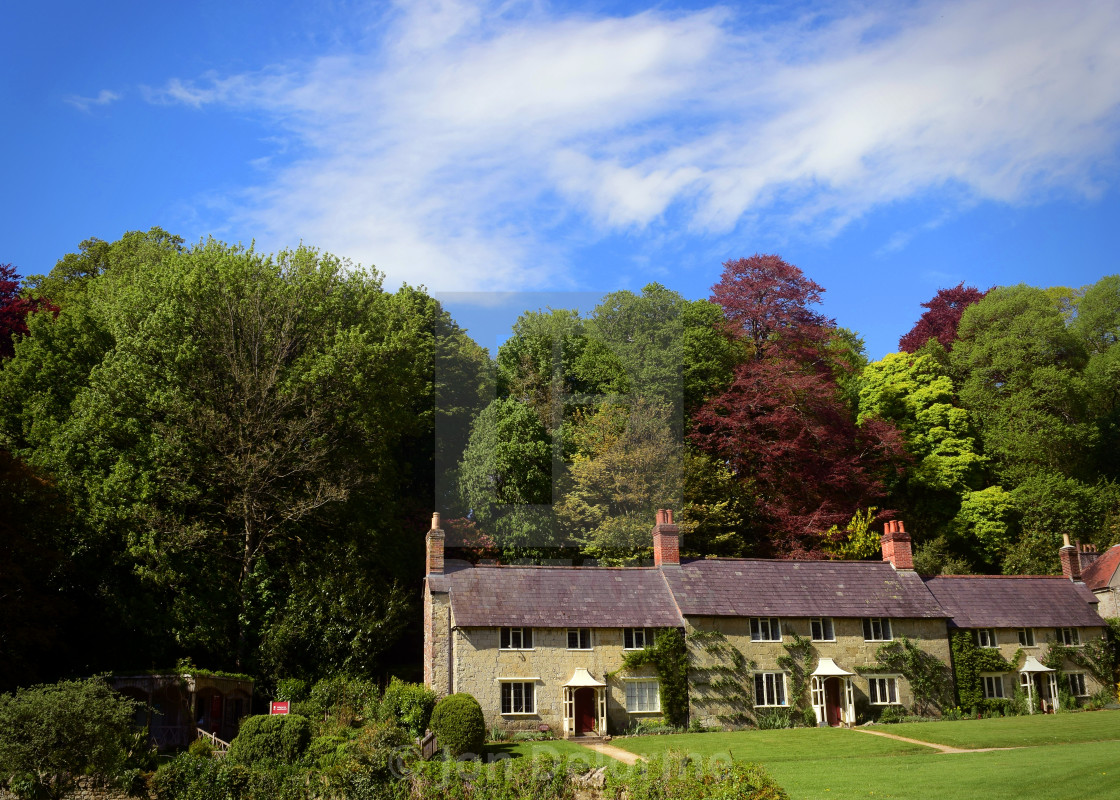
[898,283,987,353]
[0,264,57,359]
[694,255,905,556]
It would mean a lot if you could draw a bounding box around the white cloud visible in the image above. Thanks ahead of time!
[149,0,1120,292]
[64,89,121,112]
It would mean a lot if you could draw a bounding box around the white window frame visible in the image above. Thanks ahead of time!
[623,628,651,650]
[1057,627,1081,646]
[500,681,536,715]
[976,629,998,648]
[981,674,1005,699]
[862,618,893,642]
[624,679,661,713]
[567,628,592,650]
[750,617,782,642]
[753,672,788,707]
[810,617,835,642]
[868,675,900,705]
[1017,628,1036,647]
[1067,673,1088,697]
[499,627,533,650]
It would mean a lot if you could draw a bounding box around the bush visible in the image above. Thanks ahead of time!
[275,678,309,703]
[227,714,312,767]
[0,677,150,800]
[378,677,436,738]
[876,706,907,724]
[799,708,819,728]
[429,693,485,757]
[606,753,790,800]
[755,708,794,730]
[299,676,379,730]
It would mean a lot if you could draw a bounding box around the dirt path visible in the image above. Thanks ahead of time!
[853,727,1021,754]
[574,740,645,764]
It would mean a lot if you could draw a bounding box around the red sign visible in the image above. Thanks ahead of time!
[270,701,290,715]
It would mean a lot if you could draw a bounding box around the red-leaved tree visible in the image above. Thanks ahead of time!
[898,282,988,353]
[1,264,58,359]
[693,255,906,557]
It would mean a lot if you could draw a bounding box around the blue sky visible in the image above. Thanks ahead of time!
[3,0,1119,358]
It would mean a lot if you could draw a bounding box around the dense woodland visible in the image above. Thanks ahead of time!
[3,230,1120,694]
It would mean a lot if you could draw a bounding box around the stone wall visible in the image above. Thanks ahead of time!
[973,625,1109,699]
[450,625,659,735]
[0,777,135,800]
[425,584,452,696]
[686,615,953,725]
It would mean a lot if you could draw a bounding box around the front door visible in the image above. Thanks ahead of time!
[574,688,595,735]
[824,678,842,727]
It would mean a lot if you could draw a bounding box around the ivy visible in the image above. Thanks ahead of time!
[618,628,689,728]
[1045,634,1116,695]
[686,630,755,726]
[776,635,815,714]
[949,630,1019,710]
[874,638,953,715]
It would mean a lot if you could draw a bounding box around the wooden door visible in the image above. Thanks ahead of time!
[574,688,595,734]
[825,678,841,727]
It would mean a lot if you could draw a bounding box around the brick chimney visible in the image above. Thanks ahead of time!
[1060,534,1081,581]
[1077,541,1100,571]
[881,519,913,570]
[652,509,680,568]
[426,512,445,575]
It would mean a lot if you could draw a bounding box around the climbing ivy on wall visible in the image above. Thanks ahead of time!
[949,630,1019,710]
[619,628,690,728]
[874,638,953,715]
[686,630,755,726]
[776,634,815,715]
[1045,635,1116,693]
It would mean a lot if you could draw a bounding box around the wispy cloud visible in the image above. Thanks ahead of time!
[148,0,1120,292]
[64,89,121,112]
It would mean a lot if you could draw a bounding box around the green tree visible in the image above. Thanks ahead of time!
[0,678,147,800]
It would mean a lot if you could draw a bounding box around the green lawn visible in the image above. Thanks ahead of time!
[866,709,1120,748]
[605,714,1120,800]
[486,738,617,764]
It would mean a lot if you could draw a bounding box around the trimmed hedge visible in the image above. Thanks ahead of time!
[429,693,485,757]
[227,714,312,766]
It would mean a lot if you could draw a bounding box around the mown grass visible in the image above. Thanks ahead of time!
[615,727,927,762]
[488,738,616,763]
[866,708,1120,748]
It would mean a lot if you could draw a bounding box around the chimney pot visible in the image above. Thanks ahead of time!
[881,519,913,570]
[652,509,680,568]
[1060,535,1081,581]
[426,512,445,575]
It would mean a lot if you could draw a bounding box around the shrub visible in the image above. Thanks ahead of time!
[755,708,794,730]
[876,706,906,724]
[379,677,437,738]
[429,693,485,757]
[274,678,309,703]
[606,753,790,800]
[226,714,312,767]
[0,677,150,800]
[301,676,379,729]
[799,708,819,728]
[188,737,215,758]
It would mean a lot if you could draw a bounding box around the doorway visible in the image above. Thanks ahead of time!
[824,678,842,727]
[574,688,595,735]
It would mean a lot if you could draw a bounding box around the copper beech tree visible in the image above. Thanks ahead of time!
[0,263,57,359]
[693,255,906,557]
[898,282,988,353]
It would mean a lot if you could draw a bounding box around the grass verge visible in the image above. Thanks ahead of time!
[866,709,1120,748]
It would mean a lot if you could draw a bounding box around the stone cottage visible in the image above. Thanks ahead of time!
[422,512,1108,737]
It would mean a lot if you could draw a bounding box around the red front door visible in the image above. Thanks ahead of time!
[825,679,841,727]
[574,688,595,734]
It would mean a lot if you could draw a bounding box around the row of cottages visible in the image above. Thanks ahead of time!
[423,511,1109,738]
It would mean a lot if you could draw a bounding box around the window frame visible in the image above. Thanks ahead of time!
[976,629,998,648]
[750,617,783,642]
[867,675,900,705]
[1057,627,1081,646]
[753,672,788,707]
[567,628,592,650]
[862,617,893,642]
[981,673,1005,699]
[1067,673,1088,697]
[623,628,651,650]
[1017,628,1036,647]
[624,679,661,713]
[499,627,534,651]
[500,681,536,715]
[810,617,835,642]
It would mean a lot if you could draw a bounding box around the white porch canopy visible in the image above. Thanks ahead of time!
[1019,656,1058,714]
[811,658,855,677]
[810,659,856,728]
[561,669,607,737]
[563,668,606,688]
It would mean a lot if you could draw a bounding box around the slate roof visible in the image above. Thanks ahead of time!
[660,558,946,619]
[1081,545,1120,591]
[434,560,685,628]
[922,575,1102,629]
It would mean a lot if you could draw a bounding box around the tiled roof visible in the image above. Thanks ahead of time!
[1081,545,1120,591]
[661,558,946,619]
[922,575,1103,628]
[435,560,685,628]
